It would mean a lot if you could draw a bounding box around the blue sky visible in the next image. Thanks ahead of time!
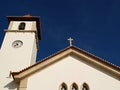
[0,0,120,66]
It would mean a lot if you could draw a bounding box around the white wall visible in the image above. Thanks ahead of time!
[0,32,36,70]
[0,32,37,90]
[27,55,120,90]
[8,21,37,30]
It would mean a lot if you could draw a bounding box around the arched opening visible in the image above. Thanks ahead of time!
[18,22,26,30]
[60,82,67,90]
[71,83,78,90]
[81,83,89,90]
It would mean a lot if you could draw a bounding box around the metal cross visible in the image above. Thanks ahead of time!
[68,37,73,46]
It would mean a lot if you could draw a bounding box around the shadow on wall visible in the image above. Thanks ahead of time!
[4,80,18,90]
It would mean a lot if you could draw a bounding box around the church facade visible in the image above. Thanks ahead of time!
[0,15,120,90]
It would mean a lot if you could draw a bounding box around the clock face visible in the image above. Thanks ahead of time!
[12,40,23,48]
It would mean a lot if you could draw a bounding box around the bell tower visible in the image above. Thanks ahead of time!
[0,14,41,90]
[0,14,41,89]
[0,14,41,72]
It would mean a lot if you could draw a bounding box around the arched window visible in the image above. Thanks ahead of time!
[81,83,89,90]
[60,83,67,90]
[71,83,78,90]
[18,22,26,30]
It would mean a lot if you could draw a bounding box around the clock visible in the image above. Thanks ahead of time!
[12,40,23,48]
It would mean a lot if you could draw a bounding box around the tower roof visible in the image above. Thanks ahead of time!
[23,14,32,17]
[7,14,41,40]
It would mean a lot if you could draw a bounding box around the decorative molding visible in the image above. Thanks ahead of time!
[11,46,120,82]
[19,78,28,90]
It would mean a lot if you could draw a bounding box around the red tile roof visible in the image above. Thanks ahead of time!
[11,46,120,78]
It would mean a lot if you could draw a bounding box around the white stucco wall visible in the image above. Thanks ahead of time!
[0,32,37,90]
[8,21,37,30]
[27,55,120,90]
[0,32,37,70]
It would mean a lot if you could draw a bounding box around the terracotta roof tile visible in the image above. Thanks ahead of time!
[11,46,120,77]
[23,14,32,17]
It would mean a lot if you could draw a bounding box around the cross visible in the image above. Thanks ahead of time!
[68,37,73,46]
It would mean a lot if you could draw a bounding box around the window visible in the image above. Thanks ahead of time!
[71,83,78,90]
[18,22,26,30]
[81,83,89,90]
[59,82,89,90]
[60,83,67,90]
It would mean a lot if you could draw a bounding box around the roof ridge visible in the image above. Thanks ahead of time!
[72,46,120,69]
[11,46,120,76]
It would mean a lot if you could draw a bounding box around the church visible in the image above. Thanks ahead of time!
[0,15,120,90]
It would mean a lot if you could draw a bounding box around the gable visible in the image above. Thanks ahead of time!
[27,55,120,90]
[11,46,120,81]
